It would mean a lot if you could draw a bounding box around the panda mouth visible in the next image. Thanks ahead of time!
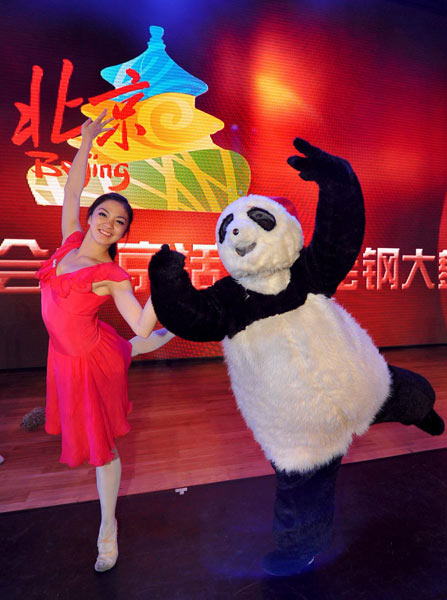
[235,242,256,257]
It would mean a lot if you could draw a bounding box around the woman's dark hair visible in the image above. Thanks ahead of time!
[87,193,133,261]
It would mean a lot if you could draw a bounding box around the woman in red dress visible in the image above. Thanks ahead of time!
[36,111,171,572]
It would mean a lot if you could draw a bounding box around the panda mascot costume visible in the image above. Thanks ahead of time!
[147,137,444,576]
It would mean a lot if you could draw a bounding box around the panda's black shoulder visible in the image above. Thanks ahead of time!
[202,275,256,338]
[205,275,246,305]
[207,272,310,339]
[291,245,339,297]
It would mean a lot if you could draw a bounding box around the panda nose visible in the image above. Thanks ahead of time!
[232,228,239,236]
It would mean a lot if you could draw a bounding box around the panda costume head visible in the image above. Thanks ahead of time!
[216,194,304,295]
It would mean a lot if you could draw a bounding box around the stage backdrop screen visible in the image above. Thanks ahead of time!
[1,0,446,368]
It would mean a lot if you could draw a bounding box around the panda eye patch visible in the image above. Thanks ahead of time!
[218,213,234,244]
[247,208,276,231]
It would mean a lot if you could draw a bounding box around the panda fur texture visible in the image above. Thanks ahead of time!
[148,138,439,475]
[218,195,390,472]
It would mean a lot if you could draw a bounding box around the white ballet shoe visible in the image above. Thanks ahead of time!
[94,519,118,572]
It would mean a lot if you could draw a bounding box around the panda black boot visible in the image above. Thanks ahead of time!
[263,455,343,577]
[372,365,445,435]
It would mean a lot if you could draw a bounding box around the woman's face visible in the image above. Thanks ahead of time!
[88,200,130,246]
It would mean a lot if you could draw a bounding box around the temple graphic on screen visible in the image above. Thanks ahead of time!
[26,25,251,212]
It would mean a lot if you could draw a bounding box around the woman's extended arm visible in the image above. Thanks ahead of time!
[62,110,113,242]
[130,329,175,357]
[108,279,159,337]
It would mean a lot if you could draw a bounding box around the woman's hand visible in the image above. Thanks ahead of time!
[80,109,115,146]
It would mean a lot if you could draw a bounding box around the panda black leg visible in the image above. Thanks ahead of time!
[373,365,444,435]
[416,409,445,435]
[263,455,343,576]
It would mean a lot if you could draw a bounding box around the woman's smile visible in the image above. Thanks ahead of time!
[98,228,113,238]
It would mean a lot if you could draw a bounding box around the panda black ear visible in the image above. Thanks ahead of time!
[218,213,234,244]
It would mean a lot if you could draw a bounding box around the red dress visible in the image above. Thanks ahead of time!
[36,231,133,467]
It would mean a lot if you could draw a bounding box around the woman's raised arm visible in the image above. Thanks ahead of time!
[62,110,113,242]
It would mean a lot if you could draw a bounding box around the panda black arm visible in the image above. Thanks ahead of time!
[148,245,230,342]
[288,138,365,296]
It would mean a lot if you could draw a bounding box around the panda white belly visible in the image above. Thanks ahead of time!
[222,293,391,473]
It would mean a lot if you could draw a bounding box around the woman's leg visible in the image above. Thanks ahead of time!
[96,448,121,536]
[94,448,121,571]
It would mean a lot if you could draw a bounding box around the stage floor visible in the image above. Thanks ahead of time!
[1,449,447,599]
[1,345,447,513]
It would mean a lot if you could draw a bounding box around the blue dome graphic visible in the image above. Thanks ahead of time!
[100,26,208,102]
